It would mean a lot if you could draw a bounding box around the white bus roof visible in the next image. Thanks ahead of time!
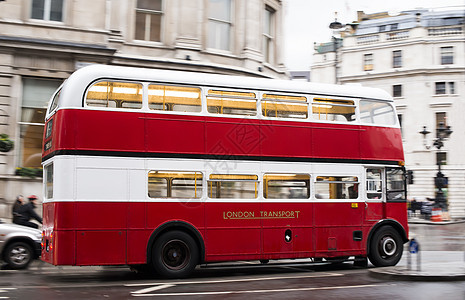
[54,64,393,112]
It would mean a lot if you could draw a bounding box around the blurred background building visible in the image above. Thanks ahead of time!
[0,0,286,220]
[312,8,465,218]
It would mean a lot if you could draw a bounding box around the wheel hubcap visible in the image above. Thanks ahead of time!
[162,239,189,270]
[381,237,397,256]
[10,246,29,265]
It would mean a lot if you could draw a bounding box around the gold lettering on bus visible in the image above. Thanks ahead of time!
[223,211,300,220]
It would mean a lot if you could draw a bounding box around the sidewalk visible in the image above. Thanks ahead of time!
[408,216,465,225]
[369,251,465,281]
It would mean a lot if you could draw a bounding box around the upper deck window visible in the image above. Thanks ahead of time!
[207,90,257,116]
[149,84,201,113]
[360,100,396,126]
[49,88,61,113]
[86,81,143,109]
[312,98,355,122]
[262,94,308,119]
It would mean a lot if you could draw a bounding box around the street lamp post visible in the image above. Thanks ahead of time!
[329,13,343,84]
[419,122,453,210]
[328,13,359,85]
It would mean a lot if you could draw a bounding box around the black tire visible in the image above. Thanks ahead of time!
[151,231,199,278]
[368,226,403,267]
[4,241,33,270]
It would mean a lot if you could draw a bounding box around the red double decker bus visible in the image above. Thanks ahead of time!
[41,65,408,278]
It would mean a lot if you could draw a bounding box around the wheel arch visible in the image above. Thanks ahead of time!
[146,221,205,264]
[366,219,408,255]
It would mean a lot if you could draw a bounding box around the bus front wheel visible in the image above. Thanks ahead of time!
[152,230,199,278]
[368,225,403,267]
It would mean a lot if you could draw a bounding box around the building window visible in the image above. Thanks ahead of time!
[448,82,455,94]
[393,84,402,98]
[263,6,275,63]
[208,0,232,51]
[31,0,64,22]
[436,112,447,129]
[435,82,446,95]
[436,152,447,165]
[435,82,455,95]
[135,0,163,42]
[440,46,453,65]
[393,50,402,68]
[20,78,62,168]
[363,53,373,71]
[397,114,403,136]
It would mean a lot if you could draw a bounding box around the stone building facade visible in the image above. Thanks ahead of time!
[0,0,286,220]
[312,8,465,217]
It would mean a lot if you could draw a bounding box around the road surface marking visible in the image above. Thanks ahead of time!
[126,272,343,287]
[132,283,388,297]
[131,284,175,295]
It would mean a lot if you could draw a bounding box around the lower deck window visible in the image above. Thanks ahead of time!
[148,171,202,198]
[315,176,359,199]
[386,168,406,201]
[45,163,53,199]
[208,174,258,199]
[366,168,382,199]
[264,173,310,199]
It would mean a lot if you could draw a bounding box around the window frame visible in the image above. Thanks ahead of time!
[263,5,276,63]
[30,0,64,22]
[435,82,446,95]
[392,50,402,68]
[393,84,402,98]
[263,173,310,199]
[261,93,308,120]
[207,174,259,199]
[314,175,360,200]
[85,80,144,110]
[311,97,357,123]
[134,0,164,42]
[148,83,202,113]
[207,0,233,51]
[363,53,373,71]
[206,89,257,116]
[148,171,203,199]
[440,46,454,65]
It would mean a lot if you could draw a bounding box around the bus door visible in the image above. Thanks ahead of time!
[385,167,407,221]
[313,175,363,256]
[365,168,385,221]
[261,174,313,257]
[204,173,262,261]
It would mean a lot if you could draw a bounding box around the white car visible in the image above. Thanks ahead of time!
[0,221,42,269]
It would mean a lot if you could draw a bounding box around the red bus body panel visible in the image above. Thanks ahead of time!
[43,109,404,162]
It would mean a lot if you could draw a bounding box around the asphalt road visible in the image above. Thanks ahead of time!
[0,223,464,299]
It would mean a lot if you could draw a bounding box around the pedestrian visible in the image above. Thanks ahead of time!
[16,195,42,229]
[12,195,24,225]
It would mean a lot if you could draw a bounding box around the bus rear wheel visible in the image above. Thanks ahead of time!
[152,230,199,278]
[368,225,403,267]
